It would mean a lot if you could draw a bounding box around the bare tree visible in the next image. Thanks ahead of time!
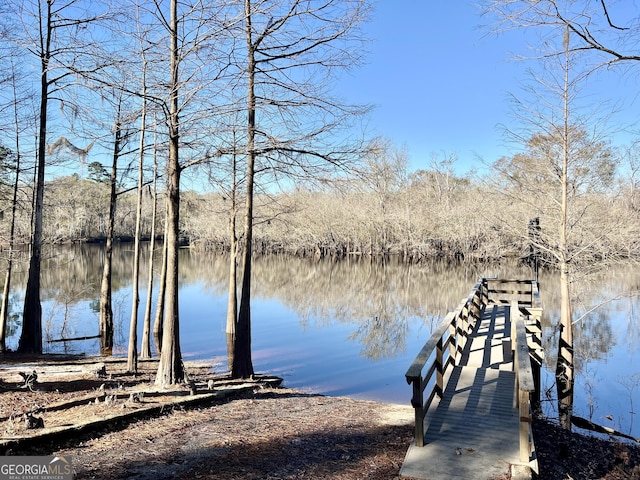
[485,3,625,428]
[150,0,234,386]
[225,136,240,368]
[488,1,640,65]
[5,0,109,353]
[0,54,34,353]
[355,137,409,256]
[153,206,168,352]
[99,99,127,355]
[127,44,151,373]
[621,144,640,218]
[154,0,184,385]
[231,0,371,379]
[0,145,20,354]
[141,123,159,360]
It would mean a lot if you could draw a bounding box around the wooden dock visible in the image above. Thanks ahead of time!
[400,279,543,480]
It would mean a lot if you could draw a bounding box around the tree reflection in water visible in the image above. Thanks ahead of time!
[3,244,639,435]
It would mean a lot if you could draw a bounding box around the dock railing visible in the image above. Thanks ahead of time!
[497,279,544,410]
[486,278,538,308]
[512,300,537,464]
[404,279,489,447]
[405,277,543,457]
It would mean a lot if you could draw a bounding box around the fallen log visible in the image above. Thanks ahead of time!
[47,335,100,343]
[571,415,640,443]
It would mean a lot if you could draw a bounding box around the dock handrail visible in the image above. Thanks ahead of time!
[486,278,538,307]
[405,279,488,447]
[406,278,543,449]
[512,300,536,464]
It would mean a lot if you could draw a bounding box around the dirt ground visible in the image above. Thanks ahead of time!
[1,354,639,480]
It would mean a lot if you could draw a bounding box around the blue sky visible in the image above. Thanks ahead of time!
[336,1,640,175]
[36,0,640,184]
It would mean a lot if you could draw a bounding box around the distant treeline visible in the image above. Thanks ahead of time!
[1,164,638,265]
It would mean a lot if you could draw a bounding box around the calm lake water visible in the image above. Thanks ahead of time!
[4,244,640,438]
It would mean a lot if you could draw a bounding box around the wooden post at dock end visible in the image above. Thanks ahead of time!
[519,389,532,463]
[411,380,425,447]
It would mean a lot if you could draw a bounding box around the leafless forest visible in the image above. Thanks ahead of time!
[1,147,639,265]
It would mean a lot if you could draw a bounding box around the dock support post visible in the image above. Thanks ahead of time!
[411,380,425,447]
[519,389,532,463]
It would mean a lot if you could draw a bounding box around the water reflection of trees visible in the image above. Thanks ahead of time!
[540,267,640,370]
[185,252,488,360]
[6,244,538,360]
[7,244,149,306]
[5,244,156,344]
[7,244,639,365]
[623,297,640,353]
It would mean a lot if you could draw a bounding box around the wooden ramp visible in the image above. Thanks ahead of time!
[401,301,535,479]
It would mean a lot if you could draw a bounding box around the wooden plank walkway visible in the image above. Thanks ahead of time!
[400,303,531,480]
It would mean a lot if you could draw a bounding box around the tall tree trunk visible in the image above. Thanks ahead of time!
[18,0,52,354]
[153,198,169,353]
[99,113,122,355]
[127,86,147,373]
[556,26,574,431]
[156,0,185,386]
[226,146,238,369]
[0,61,23,353]
[141,132,158,360]
[232,0,256,379]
